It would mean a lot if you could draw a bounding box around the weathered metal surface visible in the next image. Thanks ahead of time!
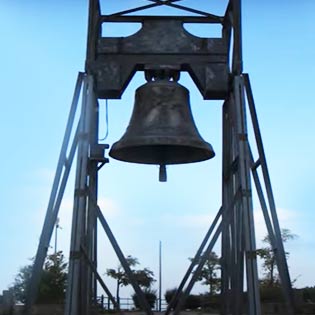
[90,19,229,99]
[109,79,215,165]
[244,74,295,315]
[29,2,296,315]
[25,73,84,314]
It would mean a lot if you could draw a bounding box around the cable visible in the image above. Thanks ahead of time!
[99,99,109,141]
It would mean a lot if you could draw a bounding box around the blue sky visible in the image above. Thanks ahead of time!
[0,0,314,298]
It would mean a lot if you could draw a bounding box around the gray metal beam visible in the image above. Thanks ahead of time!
[100,15,223,23]
[26,73,84,314]
[221,99,234,315]
[103,0,222,22]
[244,73,295,315]
[173,223,223,315]
[95,205,153,315]
[65,75,92,315]
[233,75,261,315]
[80,245,120,311]
[165,207,222,315]
[232,0,243,74]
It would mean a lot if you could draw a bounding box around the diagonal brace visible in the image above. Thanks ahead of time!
[173,222,223,315]
[244,73,295,315]
[95,205,153,315]
[165,207,222,315]
[80,245,120,311]
[25,73,84,313]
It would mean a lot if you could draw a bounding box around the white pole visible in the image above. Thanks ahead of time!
[159,240,162,311]
[54,217,60,254]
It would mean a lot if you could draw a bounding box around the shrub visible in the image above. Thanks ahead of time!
[184,295,201,310]
[301,286,315,303]
[200,293,220,310]
[165,288,177,305]
[164,289,201,310]
[132,289,157,309]
[260,286,283,302]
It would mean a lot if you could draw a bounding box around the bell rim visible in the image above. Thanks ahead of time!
[109,141,215,165]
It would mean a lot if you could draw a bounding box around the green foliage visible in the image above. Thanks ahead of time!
[106,255,155,305]
[301,286,315,303]
[164,289,201,310]
[11,251,67,304]
[133,268,155,289]
[184,295,201,310]
[190,251,221,295]
[38,251,67,303]
[259,286,283,303]
[106,256,139,289]
[256,228,297,287]
[11,264,33,304]
[132,289,157,309]
[199,293,220,311]
[164,288,177,305]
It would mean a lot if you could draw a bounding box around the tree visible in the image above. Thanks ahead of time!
[133,268,155,289]
[11,251,67,304]
[190,251,221,295]
[131,267,156,310]
[11,264,33,304]
[256,228,297,287]
[106,255,156,305]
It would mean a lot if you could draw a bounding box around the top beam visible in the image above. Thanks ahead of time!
[100,15,223,24]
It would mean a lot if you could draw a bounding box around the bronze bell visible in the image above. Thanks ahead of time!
[109,77,215,180]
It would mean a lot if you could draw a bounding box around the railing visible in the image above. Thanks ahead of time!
[96,296,168,311]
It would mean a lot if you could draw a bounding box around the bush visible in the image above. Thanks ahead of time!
[184,295,201,310]
[260,286,283,303]
[165,288,177,305]
[200,293,220,310]
[164,289,201,310]
[301,286,315,303]
[132,289,157,309]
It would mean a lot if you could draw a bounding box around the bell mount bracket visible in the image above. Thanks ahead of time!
[88,10,229,100]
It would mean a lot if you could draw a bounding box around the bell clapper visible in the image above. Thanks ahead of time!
[159,164,167,182]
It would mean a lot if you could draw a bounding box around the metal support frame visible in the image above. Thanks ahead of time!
[25,72,84,313]
[26,1,295,315]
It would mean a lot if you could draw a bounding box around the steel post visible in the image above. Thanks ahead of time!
[26,73,84,314]
[65,75,92,315]
[233,75,261,315]
[244,74,295,314]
